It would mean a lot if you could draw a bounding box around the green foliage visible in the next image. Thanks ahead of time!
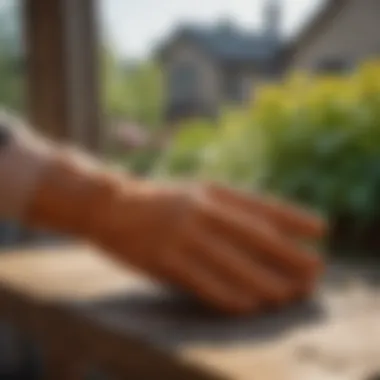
[156,60,380,231]
[124,62,164,129]
[154,120,216,179]
[256,62,380,223]
[101,48,132,119]
[154,110,267,189]
[0,0,25,113]
[101,50,164,129]
[126,148,162,175]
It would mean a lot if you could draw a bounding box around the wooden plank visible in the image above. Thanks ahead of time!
[23,0,68,141]
[23,0,102,153]
[0,245,379,379]
[0,244,150,301]
[0,245,225,379]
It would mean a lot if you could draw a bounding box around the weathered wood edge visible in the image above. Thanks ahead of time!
[0,281,226,380]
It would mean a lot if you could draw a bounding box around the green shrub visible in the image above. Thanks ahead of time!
[257,61,380,220]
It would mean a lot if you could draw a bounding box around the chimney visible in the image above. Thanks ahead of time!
[264,0,281,45]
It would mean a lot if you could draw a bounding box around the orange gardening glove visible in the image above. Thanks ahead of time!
[24,148,326,314]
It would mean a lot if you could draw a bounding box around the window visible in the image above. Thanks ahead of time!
[315,58,351,75]
[169,62,198,102]
[224,74,243,103]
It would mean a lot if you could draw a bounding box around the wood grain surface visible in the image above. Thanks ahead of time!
[0,243,379,379]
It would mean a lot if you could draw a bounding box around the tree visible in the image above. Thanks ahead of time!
[101,47,132,119]
[123,61,164,129]
[101,45,164,129]
[0,0,25,113]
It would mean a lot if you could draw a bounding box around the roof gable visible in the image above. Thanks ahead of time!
[157,22,283,65]
[286,0,347,60]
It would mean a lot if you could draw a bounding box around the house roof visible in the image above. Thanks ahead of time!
[157,21,283,66]
[286,0,347,60]
[157,1,349,70]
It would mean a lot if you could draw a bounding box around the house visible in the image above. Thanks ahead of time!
[157,0,284,122]
[158,0,380,122]
[286,0,380,74]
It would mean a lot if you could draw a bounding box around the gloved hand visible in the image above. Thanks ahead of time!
[24,148,326,314]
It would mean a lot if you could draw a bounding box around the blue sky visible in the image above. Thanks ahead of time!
[100,0,324,59]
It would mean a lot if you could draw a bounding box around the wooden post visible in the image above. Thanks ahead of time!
[42,341,87,380]
[23,0,103,153]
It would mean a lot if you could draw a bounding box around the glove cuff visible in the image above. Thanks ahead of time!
[24,145,123,237]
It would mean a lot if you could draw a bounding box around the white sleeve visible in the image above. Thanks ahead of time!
[0,112,55,220]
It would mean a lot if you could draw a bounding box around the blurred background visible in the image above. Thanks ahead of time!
[1,0,379,256]
[0,0,380,377]
[2,0,379,255]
